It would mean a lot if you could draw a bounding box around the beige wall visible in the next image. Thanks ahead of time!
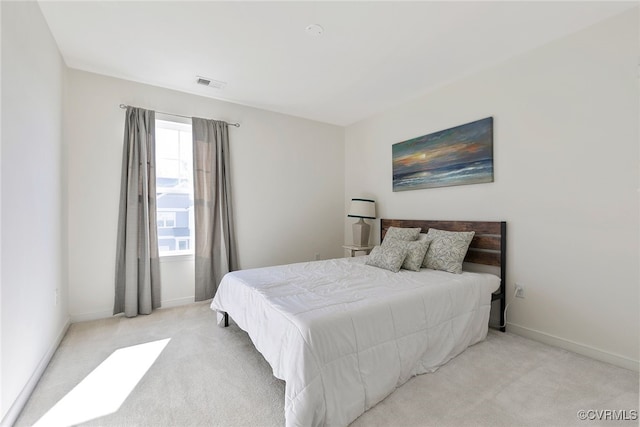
[344,9,639,369]
[1,2,69,423]
[65,69,345,321]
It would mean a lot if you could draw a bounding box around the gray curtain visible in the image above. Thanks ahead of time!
[192,117,238,301]
[114,107,161,317]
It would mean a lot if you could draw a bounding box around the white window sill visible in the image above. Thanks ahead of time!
[159,253,194,263]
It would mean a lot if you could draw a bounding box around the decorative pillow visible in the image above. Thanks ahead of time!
[383,226,421,242]
[366,244,408,273]
[403,239,431,271]
[423,228,475,274]
[383,237,430,272]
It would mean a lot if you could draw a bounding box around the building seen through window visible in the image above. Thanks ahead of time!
[155,119,194,256]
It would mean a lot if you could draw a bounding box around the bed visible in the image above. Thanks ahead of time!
[210,219,506,427]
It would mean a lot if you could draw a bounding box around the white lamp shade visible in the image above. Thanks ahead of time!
[348,198,376,219]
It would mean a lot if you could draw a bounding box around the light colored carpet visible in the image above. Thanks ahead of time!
[15,302,638,427]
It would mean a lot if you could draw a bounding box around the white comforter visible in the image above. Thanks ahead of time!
[210,256,499,427]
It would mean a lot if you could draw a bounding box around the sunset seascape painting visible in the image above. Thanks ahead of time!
[392,117,494,191]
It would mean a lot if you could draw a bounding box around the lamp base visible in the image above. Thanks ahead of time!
[352,218,371,247]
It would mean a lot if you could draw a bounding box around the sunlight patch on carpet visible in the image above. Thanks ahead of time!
[34,338,170,427]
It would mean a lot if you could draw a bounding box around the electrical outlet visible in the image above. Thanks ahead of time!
[515,284,525,299]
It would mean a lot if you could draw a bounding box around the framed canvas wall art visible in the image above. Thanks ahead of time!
[392,117,494,191]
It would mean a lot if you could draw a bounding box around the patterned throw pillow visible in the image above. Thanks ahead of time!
[383,237,430,272]
[383,226,421,242]
[423,228,475,274]
[366,244,408,273]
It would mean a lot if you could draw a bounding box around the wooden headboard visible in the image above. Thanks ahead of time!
[381,219,507,331]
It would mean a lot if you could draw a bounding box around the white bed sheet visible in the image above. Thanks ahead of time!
[210,256,500,427]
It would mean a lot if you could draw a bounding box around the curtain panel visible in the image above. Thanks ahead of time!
[192,117,238,301]
[114,107,161,317]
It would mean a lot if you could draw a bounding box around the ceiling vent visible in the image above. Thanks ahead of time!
[196,76,226,89]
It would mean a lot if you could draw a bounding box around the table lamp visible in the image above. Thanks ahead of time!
[348,198,376,246]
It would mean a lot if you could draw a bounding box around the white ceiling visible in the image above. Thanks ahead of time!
[38,1,635,126]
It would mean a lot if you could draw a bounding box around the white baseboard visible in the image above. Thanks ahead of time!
[159,296,195,309]
[69,309,113,323]
[1,317,71,427]
[507,322,639,372]
[70,296,196,323]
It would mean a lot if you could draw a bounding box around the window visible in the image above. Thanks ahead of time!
[156,119,194,256]
[177,238,189,251]
[157,212,176,228]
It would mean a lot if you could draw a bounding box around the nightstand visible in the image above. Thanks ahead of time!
[342,245,375,257]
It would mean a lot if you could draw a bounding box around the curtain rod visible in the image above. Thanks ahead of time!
[119,104,240,128]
